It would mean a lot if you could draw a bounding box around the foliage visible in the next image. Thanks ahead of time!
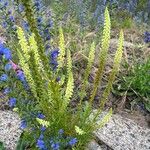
[0,141,6,150]
[114,58,150,112]
[0,1,124,148]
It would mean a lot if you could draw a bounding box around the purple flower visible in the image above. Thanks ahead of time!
[0,74,8,81]
[68,138,78,146]
[51,142,60,150]
[20,120,27,130]
[8,98,16,107]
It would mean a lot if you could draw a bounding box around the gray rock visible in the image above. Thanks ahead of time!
[0,110,22,150]
[87,140,102,150]
[94,112,150,150]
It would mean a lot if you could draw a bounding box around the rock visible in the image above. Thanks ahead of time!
[87,140,102,150]
[94,112,150,150]
[0,110,22,150]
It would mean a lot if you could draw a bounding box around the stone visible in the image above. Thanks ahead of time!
[0,110,22,150]
[87,140,102,150]
[94,112,150,150]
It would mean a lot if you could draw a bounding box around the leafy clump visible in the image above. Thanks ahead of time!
[114,58,150,112]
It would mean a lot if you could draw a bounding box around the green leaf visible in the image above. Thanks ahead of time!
[0,141,6,150]
[16,134,29,150]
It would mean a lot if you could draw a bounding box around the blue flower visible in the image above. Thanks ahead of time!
[20,120,27,130]
[0,44,12,60]
[8,10,12,15]
[58,129,64,135]
[0,74,8,81]
[18,4,24,13]
[37,134,47,149]
[16,70,25,82]
[37,17,42,23]
[3,87,11,94]
[9,98,16,107]
[3,48,12,60]
[2,22,7,28]
[51,49,59,59]
[37,113,45,119]
[144,31,150,43]
[4,2,8,7]
[45,44,50,50]
[9,16,15,22]
[47,20,53,28]
[40,126,46,132]
[68,138,78,146]
[5,63,12,71]
[22,21,29,31]
[46,35,51,41]
[51,142,60,150]
[50,49,59,70]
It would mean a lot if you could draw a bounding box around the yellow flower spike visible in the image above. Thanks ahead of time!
[36,118,50,127]
[13,107,18,112]
[75,126,86,135]
[58,27,65,69]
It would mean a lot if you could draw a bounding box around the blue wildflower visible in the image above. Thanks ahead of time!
[0,74,8,81]
[3,48,12,60]
[40,126,46,132]
[45,44,50,50]
[20,120,27,130]
[144,31,150,43]
[56,77,60,82]
[5,63,12,71]
[3,87,10,94]
[47,20,53,28]
[46,35,51,41]
[9,16,15,22]
[18,4,24,13]
[0,44,12,60]
[4,2,8,7]
[68,138,78,146]
[50,49,59,70]
[8,10,12,15]
[16,70,25,82]
[2,22,7,28]
[51,49,59,59]
[8,98,16,107]
[37,113,45,119]
[37,134,47,149]
[37,17,42,23]
[58,129,64,135]
[51,142,60,150]
[22,21,29,31]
